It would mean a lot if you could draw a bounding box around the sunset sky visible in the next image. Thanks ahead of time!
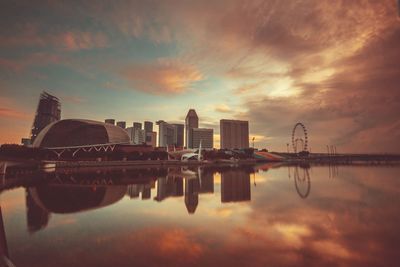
[0,0,399,152]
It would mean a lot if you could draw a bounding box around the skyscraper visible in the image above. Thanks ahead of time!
[145,131,157,147]
[30,91,61,143]
[156,120,177,147]
[185,109,198,148]
[173,123,184,148]
[133,122,142,144]
[144,121,153,143]
[220,119,249,149]
[133,122,142,130]
[105,119,115,125]
[191,128,213,148]
[144,121,153,134]
[116,121,126,129]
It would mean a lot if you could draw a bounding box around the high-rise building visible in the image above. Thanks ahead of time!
[220,119,249,149]
[30,91,61,143]
[132,122,145,144]
[173,124,184,148]
[144,121,153,134]
[198,172,214,194]
[135,129,146,144]
[144,121,153,143]
[146,131,157,147]
[191,128,213,149]
[157,120,177,147]
[133,122,142,130]
[116,121,126,129]
[105,119,115,125]
[221,170,251,203]
[185,109,198,148]
[125,127,135,143]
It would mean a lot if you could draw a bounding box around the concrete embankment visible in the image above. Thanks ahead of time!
[54,159,259,169]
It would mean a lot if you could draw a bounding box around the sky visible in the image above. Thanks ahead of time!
[0,0,399,153]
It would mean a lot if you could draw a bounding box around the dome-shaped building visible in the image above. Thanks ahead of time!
[32,119,130,148]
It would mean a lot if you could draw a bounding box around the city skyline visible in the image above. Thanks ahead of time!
[1,1,400,153]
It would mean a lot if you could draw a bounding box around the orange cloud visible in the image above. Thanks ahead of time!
[215,104,231,113]
[57,31,109,51]
[120,59,203,95]
[0,108,30,120]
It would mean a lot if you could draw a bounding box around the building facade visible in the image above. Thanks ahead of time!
[144,121,153,143]
[146,131,157,147]
[116,121,126,129]
[144,121,153,134]
[30,92,61,143]
[157,120,177,147]
[32,119,130,148]
[185,109,198,148]
[191,128,213,149]
[105,119,115,125]
[173,124,184,148]
[220,119,249,149]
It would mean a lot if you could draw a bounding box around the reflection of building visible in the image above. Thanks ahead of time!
[28,185,127,214]
[220,119,249,149]
[221,170,251,202]
[191,128,213,149]
[185,109,199,148]
[126,184,152,200]
[154,177,183,201]
[173,124,184,148]
[0,206,9,261]
[198,172,214,194]
[26,188,49,233]
[32,119,130,148]
[31,91,61,143]
[185,178,199,214]
[116,121,126,129]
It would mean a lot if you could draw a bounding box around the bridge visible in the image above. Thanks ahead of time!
[42,142,128,159]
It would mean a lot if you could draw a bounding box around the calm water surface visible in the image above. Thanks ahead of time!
[1,164,400,267]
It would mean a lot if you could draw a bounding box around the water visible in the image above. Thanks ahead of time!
[1,164,399,267]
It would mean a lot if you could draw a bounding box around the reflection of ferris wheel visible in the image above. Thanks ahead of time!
[291,123,308,153]
[294,167,311,199]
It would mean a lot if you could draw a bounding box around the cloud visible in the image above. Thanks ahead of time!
[0,97,30,120]
[0,23,109,52]
[0,108,30,120]
[60,95,86,104]
[56,31,109,51]
[215,104,231,113]
[120,59,203,95]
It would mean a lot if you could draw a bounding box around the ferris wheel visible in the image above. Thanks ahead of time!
[291,122,308,153]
